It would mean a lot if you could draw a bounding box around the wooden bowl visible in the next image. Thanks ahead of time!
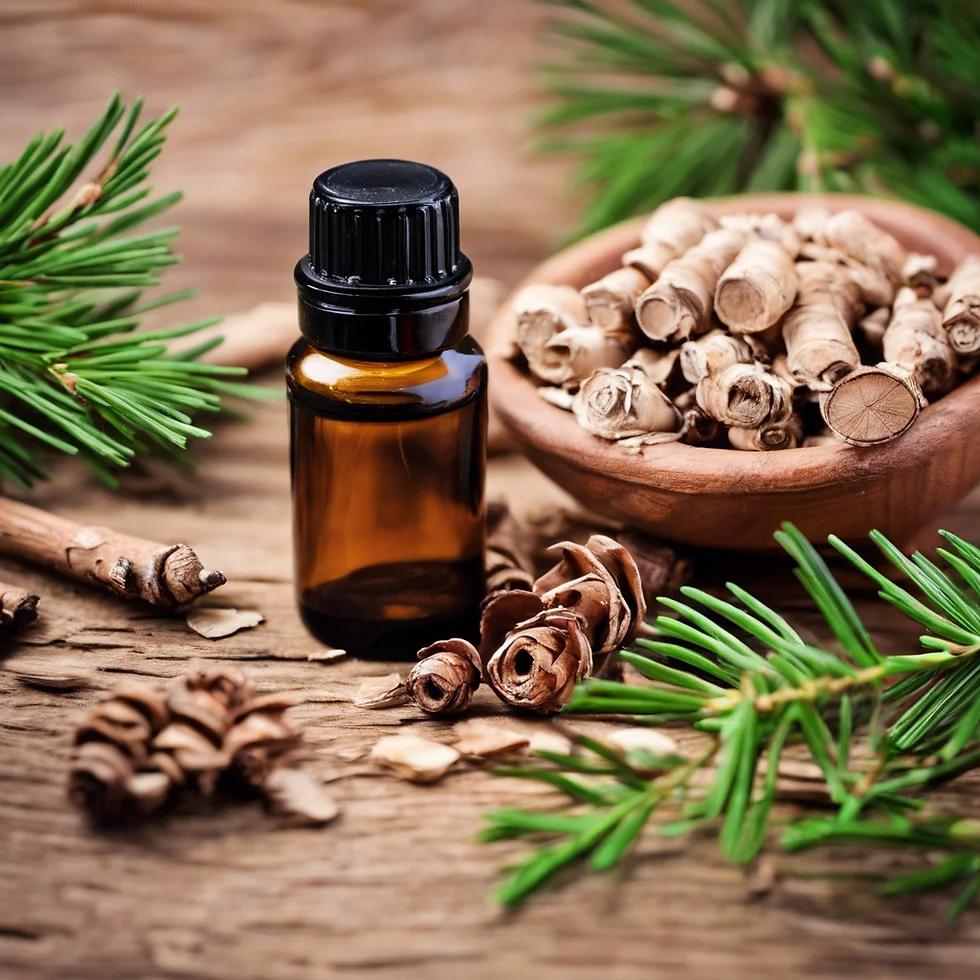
[489,194,980,551]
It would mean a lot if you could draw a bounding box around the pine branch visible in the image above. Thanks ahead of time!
[0,94,272,488]
[537,1,980,237]
[481,522,980,908]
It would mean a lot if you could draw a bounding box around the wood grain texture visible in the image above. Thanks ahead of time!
[1,8,980,980]
[489,195,980,550]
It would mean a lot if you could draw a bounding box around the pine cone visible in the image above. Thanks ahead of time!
[405,638,482,715]
[69,667,302,822]
[68,683,170,819]
[486,608,592,714]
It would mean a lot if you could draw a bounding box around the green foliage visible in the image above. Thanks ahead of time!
[0,94,268,488]
[537,1,980,237]
[482,523,980,910]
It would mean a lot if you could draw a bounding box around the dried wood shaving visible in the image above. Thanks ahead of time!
[606,728,680,757]
[451,719,529,758]
[370,734,460,783]
[185,607,264,639]
[527,729,573,755]
[353,673,409,709]
[309,648,347,662]
[10,666,93,691]
[263,767,340,826]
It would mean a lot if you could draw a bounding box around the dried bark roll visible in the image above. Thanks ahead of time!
[714,240,798,333]
[822,209,908,282]
[728,415,804,451]
[942,255,980,355]
[883,288,956,399]
[0,497,224,608]
[622,198,716,280]
[513,284,589,378]
[821,364,923,446]
[782,262,862,390]
[582,266,649,340]
[635,228,748,343]
[679,328,758,384]
[573,361,681,440]
[695,363,794,429]
[535,326,628,387]
[406,639,483,716]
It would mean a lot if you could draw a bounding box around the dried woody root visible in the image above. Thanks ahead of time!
[0,581,40,640]
[511,198,978,451]
[69,664,337,826]
[0,496,224,608]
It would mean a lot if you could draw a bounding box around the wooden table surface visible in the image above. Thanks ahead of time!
[2,3,980,978]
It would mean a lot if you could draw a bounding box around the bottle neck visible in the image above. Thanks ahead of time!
[294,256,471,360]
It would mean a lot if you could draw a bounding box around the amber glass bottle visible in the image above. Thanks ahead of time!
[288,160,487,658]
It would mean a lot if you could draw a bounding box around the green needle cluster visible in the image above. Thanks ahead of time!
[482,523,980,912]
[0,94,267,487]
[537,1,980,237]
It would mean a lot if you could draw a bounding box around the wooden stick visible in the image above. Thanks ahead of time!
[0,498,225,608]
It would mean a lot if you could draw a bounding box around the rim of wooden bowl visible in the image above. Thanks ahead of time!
[489,193,980,497]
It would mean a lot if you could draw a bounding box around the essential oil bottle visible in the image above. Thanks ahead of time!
[288,160,487,658]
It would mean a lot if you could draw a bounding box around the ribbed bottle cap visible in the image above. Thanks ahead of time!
[308,159,464,288]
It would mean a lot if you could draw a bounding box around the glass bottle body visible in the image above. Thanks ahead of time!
[288,337,487,657]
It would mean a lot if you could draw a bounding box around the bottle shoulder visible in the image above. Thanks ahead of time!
[287,336,486,418]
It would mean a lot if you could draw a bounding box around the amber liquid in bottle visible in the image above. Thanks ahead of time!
[289,336,486,657]
[290,159,485,657]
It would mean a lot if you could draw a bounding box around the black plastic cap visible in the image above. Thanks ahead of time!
[309,159,464,288]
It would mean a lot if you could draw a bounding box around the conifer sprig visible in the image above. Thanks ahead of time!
[537,1,980,237]
[0,94,267,487]
[482,523,980,911]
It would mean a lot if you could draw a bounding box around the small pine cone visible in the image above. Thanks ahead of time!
[406,639,483,715]
[223,691,302,792]
[153,665,254,794]
[68,683,170,820]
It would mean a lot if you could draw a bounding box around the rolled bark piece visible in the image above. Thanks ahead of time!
[718,212,802,256]
[883,288,956,399]
[405,639,482,716]
[582,266,649,340]
[533,326,628,387]
[622,198,716,279]
[728,415,804,451]
[798,243,895,307]
[715,240,799,333]
[513,284,588,378]
[902,252,939,293]
[782,262,862,390]
[695,363,794,429]
[0,497,225,608]
[573,361,681,441]
[635,228,748,343]
[821,364,923,446]
[793,206,831,242]
[485,608,592,715]
[622,346,682,388]
[679,329,757,384]
[942,255,980,355]
[823,209,908,282]
[0,581,40,639]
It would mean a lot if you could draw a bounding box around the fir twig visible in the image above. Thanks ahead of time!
[0,93,271,487]
[537,1,980,237]
[481,522,980,911]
